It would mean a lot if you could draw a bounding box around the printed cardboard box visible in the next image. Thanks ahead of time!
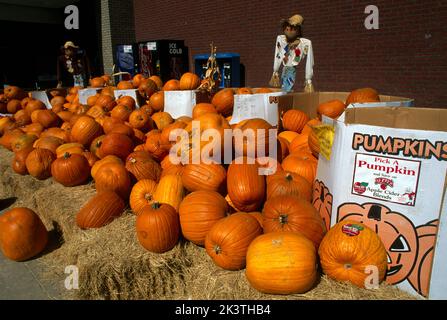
[164,90,210,119]
[315,106,447,299]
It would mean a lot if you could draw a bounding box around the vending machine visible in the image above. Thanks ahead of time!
[137,40,189,82]
[193,53,241,88]
[115,44,139,80]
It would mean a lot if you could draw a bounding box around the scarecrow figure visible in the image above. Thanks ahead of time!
[57,41,91,88]
[269,14,314,92]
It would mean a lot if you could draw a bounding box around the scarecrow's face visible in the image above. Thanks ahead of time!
[65,48,74,56]
[284,26,299,41]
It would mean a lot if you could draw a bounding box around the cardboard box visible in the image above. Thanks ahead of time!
[164,90,210,119]
[230,88,286,126]
[30,91,52,109]
[315,106,447,299]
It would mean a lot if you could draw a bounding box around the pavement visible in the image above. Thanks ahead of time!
[0,197,65,300]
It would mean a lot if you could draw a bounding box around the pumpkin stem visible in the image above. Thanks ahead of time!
[285,173,293,181]
[63,152,71,159]
[213,245,222,255]
[151,201,160,209]
[279,214,288,225]
[130,157,137,164]
[344,263,352,270]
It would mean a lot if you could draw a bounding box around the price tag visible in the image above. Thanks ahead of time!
[164,91,196,119]
[30,91,52,109]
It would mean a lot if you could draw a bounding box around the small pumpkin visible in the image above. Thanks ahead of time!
[149,91,164,112]
[267,171,312,201]
[246,231,318,294]
[33,136,64,154]
[144,130,169,161]
[136,202,180,253]
[152,112,173,130]
[192,103,217,119]
[132,74,145,88]
[98,132,134,161]
[282,109,309,133]
[91,155,122,179]
[281,153,318,185]
[6,99,22,114]
[346,88,380,105]
[211,88,234,117]
[111,104,133,122]
[162,79,180,91]
[90,77,106,87]
[13,110,31,126]
[232,118,273,158]
[12,147,34,175]
[76,191,125,229]
[117,80,133,90]
[179,190,228,246]
[0,207,48,261]
[35,109,61,128]
[236,87,252,95]
[318,220,388,288]
[278,131,299,144]
[94,162,131,200]
[11,134,37,153]
[179,72,200,90]
[89,135,105,158]
[288,134,311,154]
[138,78,158,99]
[25,148,56,180]
[153,174,185,211]
[205,213,262,270]
[149,75,163,90]
[181,162,227,193]
[117,96,136,110]
[129,179,158,214]
[317,99,346,119]
[40,127,70,143]
[129,109,153,132]
[0,128,24,151]
[125,151,161,182]
[51,152,91,187]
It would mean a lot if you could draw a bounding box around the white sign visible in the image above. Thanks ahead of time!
[164,91,196,119]
[30,91,52,109]
[146,42,157,50]
[123,45,133,53]
[78,88,100,105]
[114,89,140,108]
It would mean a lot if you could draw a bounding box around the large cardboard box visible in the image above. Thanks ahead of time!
[315,106,447,299]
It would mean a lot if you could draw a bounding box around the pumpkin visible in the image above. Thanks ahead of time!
[282,109,309,133]
[160,121,187,146]
[108,124,135,139]
[0,129,24,151]
[91,155,122,179]
[205,213,262,270]
[13,110,31,126]
[246,231,318,294]
[4,86,27,100]
[111,104,133,122]
[138,78,158,99]
[22,123,44,138]
[227,157,265,212]
[152,112,173,130]
[12,147,34,175]
[247,211,264,228]
[6,99,22,114]
[255,88,273,94]
[25,148,55,180]
[132,74,145,88]
[82,151,99,167]
[101,116,124,134]
[70,116,103,147]
[89,135,105,158]
[129,179,158,214]
[153,174,185,211]
[86,105,107,119]
[117,80,133,90]
[95,94,116,111]
[308,130,320,158]
[408,220,439,297]
[125,151,161,182]
[90,77,106,87]
[87,95,99,107]
[136,202,180,253]
[117,96,136,110]
[144,130,169,161]
[149,75,163,90]
[149,91,164,112]
[236,87,252,95]
[100,86,117,98]
[181,162,226,193]
[318,220,388,288]
[76,191,125,229]
[278,131,299,144]
[337,202,418,285]
[25,99,45,115]
[40,127,70,142]
[94,162,131,199]
[277,136,289,162]
[233,118,273,158]
[162,79,180,91]
[281,153,317,185]
[51,152,90,187]
[192,103,217,119]
[0,117,17,136]
[346,88,380,105]
[33,136,64,154]
[257,157,283,179]
[51,96,66,107]
[211,88,234,117]
[161,164,184,178]
[132,128,147,145]
[129,109,153,132]
[98,133,134,161]
[312,180,333,232]
[56,143,84,158]
[267,171,312,201]
[101,74,112,85]
[0,207,48,261]
[178,190,228,246]
[51,103,64,114]
[179,72,201,90]
[176,116,192,125]
[11,134,37,153]
[262,195,326,248]
[317,99,346,119]
[288,134,311,154]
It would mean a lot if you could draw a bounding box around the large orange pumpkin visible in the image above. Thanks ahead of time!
[138,79,158,99]
[11,134,37,153]
[149,91,164,112]
[179,72,201,90]
[117,81,133,90]
[125,150,161,182]
[318,220,388,288]
[94,162,131,200]
[153,174,185,211]
[76,191,125,229]
[232,118,273,158]
[178,190,228,246]
[346,88,380,105]
[211,88,234,117]
[246,231,318,294]
[0,207,48,261]
[129,179,158,215]
[317,99,346,119]
[136,202,180,253]
[70,116,103,147]
[267,171,312,201]
[151,112,174,130]
[227,157,265,212]
[205,213,262,270]
[149,75,163,90]
[98,133,134,160]
[162,79,180,91]
[90,155,122,179]
[51,152,90,187]
[281,153,317,185]
[144,130,169,161]
[192,103,217,119]
[262,195,326,248]
[25,148,55,180]
[36,110,61,128]
[282,109,309,133]
[0,129,24,151]
[181,162,227,193]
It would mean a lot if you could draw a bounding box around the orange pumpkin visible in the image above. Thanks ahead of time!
[288,134,311,154]
[111,104,133,122]
[308,130,320,157]
[151,112,173,130]
[12,147,34,175]
[236,87,252,95]
[90,155,122,179]
[125,150,161,182]
[232,118,273,158]
[178,190,228,246]
[95,94,116,111]
[192,103,217,119]
[70,116,103,147]
[162,79,180,91]
[4,86,27,100]
[86,105,108,119]
[117,80,133,90]
[132,74,145,88]
[11,134,37,153]
[159,121,187,146]
[128,109,153,132]
[211,88,234,117]
[0,207,48,261]
[51,152,90,187]
[149,91,164,112]
[90,77,106,87]
[282,109,309,133]
[346,88,380,105]
[149,75,163,90]
[129,179,158,215]
[179,72,201,90]
[181,162,227,193]
[117,96,136,110]
[22,123,44,138]
[94,162,131,200]
[14,110,31,126]
[101,116,124,134]
[144,130,169,161]
[318,220,388,288]
[25,99,45,116]
[246,231,318,294]
[0,129,24,151]
[33,136,64,154]
[281,153,317,185]
[317,99,346,119]
[267,171,312,201]
[136,202,180,253]
[76,191,125,229]
[25,148,56,180]
[152,174,185,211]
[6,99,22,114]
[278,131,299,144]
[227,157,265,212]
[55,143,84,158]
[263,195,326,248]
[254,88,273,94]
[98,133,134,161]
[40,127,70,143]
[89,135,105,158]
[312,180,333,232]
[205,213,262,270]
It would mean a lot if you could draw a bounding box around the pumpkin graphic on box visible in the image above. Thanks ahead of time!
[312,180,333,231]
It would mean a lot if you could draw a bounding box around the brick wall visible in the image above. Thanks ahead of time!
[133,0,447,107]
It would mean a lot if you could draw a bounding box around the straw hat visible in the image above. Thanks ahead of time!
[64,41,79,49]
[288,14,304,26]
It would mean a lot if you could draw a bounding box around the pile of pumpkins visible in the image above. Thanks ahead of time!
[0,76,388,295]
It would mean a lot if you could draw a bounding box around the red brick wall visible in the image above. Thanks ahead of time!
[133,0,447,107]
